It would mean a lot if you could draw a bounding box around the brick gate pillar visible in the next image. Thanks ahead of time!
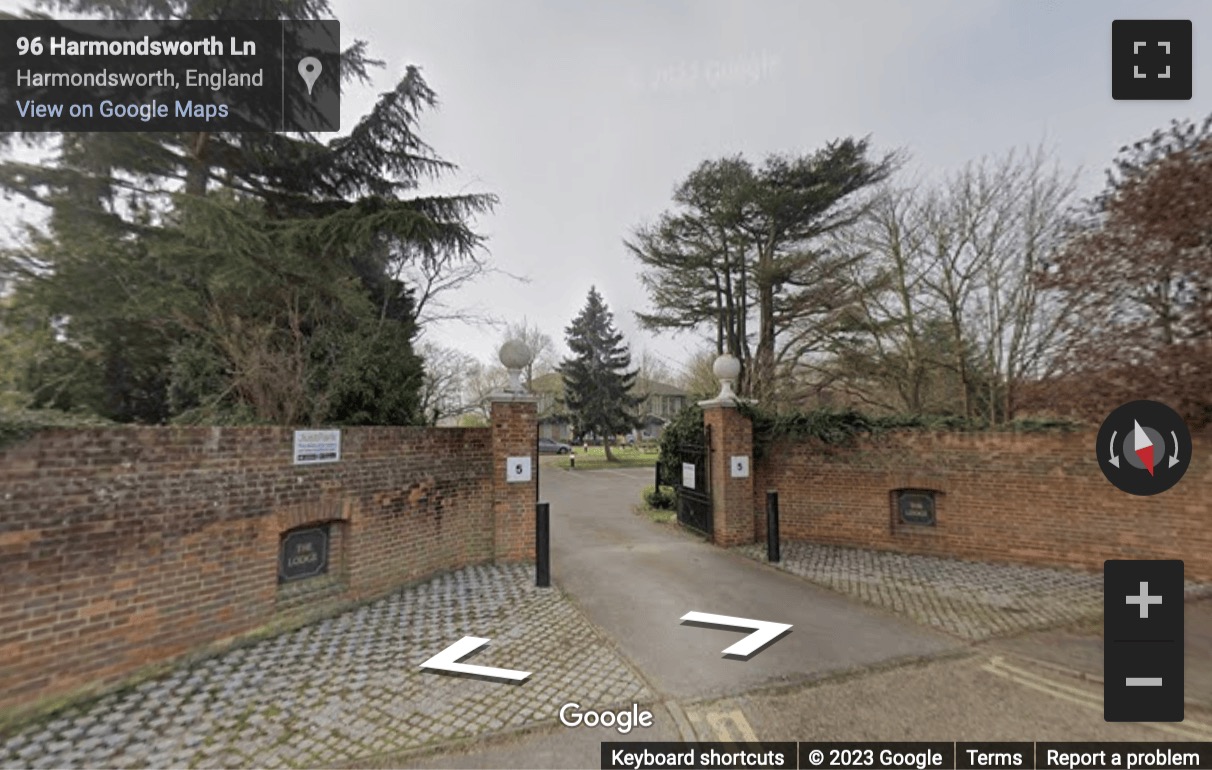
[699,355,756,547]
[490,339,540,564]
[490,393,538,563]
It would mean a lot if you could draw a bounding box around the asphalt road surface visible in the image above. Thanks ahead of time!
[542,465,958,700]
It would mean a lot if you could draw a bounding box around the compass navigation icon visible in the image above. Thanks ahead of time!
[1098,400,1191,495]
[1131,420,1155,474]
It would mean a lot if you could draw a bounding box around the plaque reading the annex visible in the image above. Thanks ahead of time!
[897,490,936,526]
[279,525,330,582]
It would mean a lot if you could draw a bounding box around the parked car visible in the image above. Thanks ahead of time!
[537,437,572,454]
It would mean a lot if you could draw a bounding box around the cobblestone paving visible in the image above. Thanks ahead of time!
[737,541,1212,642]
[1,564,652,769]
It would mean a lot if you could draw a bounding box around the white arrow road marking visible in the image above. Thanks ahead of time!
[419,636,531,681]
[1109,430,1120,468]
[1170,430,1182,468]
[680,611,793,658]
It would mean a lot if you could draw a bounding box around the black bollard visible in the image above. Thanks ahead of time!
[766,490,780,563]
[569,452,576,470]
[654,460,660,491]
[536,501,550,587]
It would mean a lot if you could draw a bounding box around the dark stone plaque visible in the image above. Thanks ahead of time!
[279,525,329,583]
[897,490,936,526]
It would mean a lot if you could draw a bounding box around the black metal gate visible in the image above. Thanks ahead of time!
[675,423,713,538]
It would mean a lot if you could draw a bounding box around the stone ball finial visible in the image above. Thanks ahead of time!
[498,339,534,393]
[499,339,534,370]
[713,354,741,382]
[712,354,741,402]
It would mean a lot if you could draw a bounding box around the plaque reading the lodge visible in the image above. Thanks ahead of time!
[279,525,329,582]
[897,490,936,526]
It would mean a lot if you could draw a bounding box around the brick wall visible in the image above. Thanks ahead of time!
[0,417,533,719]
[748,429,1212,581]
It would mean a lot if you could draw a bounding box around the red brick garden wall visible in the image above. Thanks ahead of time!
[750,429,1212,581]
[0,419,533,718]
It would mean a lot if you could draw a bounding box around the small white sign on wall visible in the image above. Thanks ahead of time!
[682,462,696,488]
[730,455,750,478]
[506,456,533,483]
[293,429,341,465]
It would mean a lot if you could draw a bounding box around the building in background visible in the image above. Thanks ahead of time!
[531,372,687,442]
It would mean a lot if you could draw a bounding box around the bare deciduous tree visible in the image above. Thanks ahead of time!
[940,145,1080,420]
[417,341,479,425]
[825,144,1079,421]
[679,348,721,401]
[461,358,510,420]
[635,348,674,386]
[822,184,937,412]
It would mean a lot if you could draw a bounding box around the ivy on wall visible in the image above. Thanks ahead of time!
[654,401,1081,469]
[0,408,114,451]
[736,403,1081,459]
[655,404,704,487]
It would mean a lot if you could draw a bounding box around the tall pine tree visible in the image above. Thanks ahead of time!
[559,287,642,461]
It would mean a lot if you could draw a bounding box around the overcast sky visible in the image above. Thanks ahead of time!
[322,0,1209,379]
[5,0,1210,382]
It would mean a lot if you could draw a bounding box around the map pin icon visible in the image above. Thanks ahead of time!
[298,56,322,95]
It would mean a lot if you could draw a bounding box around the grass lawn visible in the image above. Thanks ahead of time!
[635,502,676,525]
[554,445,659,470]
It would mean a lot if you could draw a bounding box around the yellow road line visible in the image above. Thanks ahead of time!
[986,657,1105,703]
[685,702,760,742]
[706,708,760,742]
[982,656,1212,740]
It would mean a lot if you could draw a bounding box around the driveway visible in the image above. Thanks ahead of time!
[543,465,959,700]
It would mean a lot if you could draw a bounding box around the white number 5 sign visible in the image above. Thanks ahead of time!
[506,456,532,483]
[730,455,749,478]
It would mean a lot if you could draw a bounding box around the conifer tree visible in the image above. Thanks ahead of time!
[559,287,642,461]
[0,0,496,426]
